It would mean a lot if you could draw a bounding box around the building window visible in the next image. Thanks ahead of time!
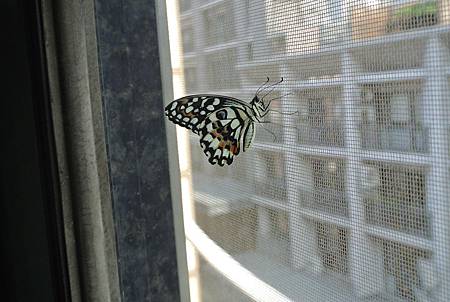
[375,238,431,301]
[363,162,429,237]
[181,25,195,53]
[315,222,348,274]
[203,4,235,46]
[297,88,345,147]
[300,156,348,216]
[254,151,287,201]
[205,49,240,89]
[360,82,427,153]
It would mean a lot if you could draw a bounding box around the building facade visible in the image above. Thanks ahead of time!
[177,0,450,301]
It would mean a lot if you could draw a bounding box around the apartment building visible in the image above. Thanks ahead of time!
[178,0,450,301]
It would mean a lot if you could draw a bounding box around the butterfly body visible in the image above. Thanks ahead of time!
[165,94,266,166]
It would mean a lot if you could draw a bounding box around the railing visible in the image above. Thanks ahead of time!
[360,124,428,153]
[351,0,439,41]
[385,2,438,34]
[297,124,345,147]
[299,188,348,217]
[364,196,430,237]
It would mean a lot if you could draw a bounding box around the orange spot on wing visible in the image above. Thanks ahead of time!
[208,129,239,155]
[230,144,238,154]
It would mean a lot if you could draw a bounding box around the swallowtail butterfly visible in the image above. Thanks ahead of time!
[165,78,283,166]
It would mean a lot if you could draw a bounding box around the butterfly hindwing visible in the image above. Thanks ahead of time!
[199,107,251,166]
[242,121,255,152]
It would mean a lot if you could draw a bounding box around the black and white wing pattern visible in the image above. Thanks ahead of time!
[165,95,256,166]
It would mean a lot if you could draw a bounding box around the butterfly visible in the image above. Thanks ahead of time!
[164,78,284,166]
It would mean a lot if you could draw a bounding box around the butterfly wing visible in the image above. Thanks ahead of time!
[164,95,249,134]
[198,107,254,166]
[242,122,255,152]
[165,94,256,165]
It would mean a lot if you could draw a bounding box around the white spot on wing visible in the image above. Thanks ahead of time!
[170,103,177,110]
[213,149,221,158]
[213,98,220,105]
[207,105,214,111]
[203,134,213,142]
[191,117,198,124]
[210,138,220,150]
[186,106,194,113]
[235,127,241,138]
[231,119,240,129]
[225,108,236,119]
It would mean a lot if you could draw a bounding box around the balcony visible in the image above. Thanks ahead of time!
[299,188,348,217]
[298,124,345,147]
[360,124,428,153]
[351,0,439,41]
[364,195,430,237]
[385,1,438,34]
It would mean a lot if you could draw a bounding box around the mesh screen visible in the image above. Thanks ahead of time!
[170,0,450,301]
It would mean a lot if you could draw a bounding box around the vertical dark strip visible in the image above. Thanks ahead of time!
[1,0,70,301]
[94,1,181,301]
[23,1,72,300]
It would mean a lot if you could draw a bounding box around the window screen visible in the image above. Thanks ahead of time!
[167,0,450,301]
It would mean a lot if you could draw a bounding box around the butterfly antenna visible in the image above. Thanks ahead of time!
[264,91,293,110]
[260,77,284,100]
[256,77,270,96]
[265,92,293,104]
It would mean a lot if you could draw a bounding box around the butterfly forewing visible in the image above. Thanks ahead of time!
[165,94,257,166]
[165,95,243,134]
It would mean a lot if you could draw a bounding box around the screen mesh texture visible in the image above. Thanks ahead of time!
[172,0,450,301]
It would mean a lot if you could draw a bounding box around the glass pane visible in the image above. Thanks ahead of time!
[168,0,450,301]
